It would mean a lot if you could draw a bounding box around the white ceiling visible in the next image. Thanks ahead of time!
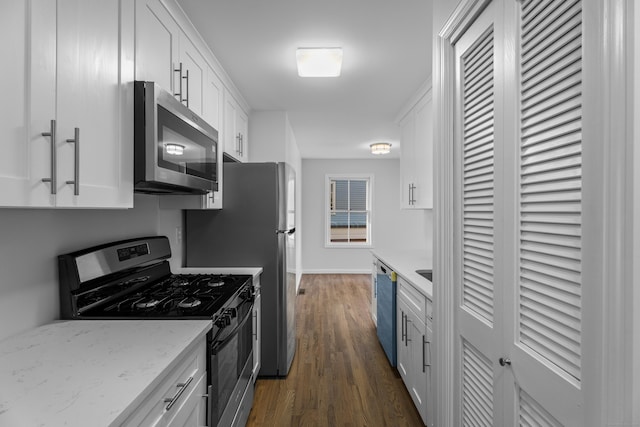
[176,0,433,159]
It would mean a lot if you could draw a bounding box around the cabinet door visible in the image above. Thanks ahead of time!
[400,112,416,208]
[55,0,133,208]
[224,93,240,160]
[425,320,434,427]
[203,67,224,208]
[179,34,207,117]
[165,374,207,427]
[237,108,249,162]
[408,309,428,425]
[135,0,180,94]
[203,67,224,131]
[396,300,411,385]
[224,92,249,163]
[0,1,56,207]
[413,94,433,209]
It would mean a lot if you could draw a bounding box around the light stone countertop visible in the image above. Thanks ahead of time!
[371,249,433,298]
[0,319,211,427]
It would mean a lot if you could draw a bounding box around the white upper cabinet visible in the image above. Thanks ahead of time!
[0,0,134,208]
[224,91,249,163]
[177,34,207,117]
[201,67,225,208]
[55,0,134,208]
[136,0,214,120]
[135,0,179,94]
[398,85,434,209]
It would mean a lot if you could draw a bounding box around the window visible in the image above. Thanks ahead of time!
[325,175,372,247]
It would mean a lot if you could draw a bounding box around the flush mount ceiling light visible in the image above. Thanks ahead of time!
[165,143,185,156]
[370,143,392,155]
[296,47,343,77]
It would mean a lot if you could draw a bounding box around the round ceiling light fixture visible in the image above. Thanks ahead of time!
[370,142,392,155]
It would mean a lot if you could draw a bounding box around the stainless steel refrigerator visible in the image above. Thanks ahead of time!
[184,162,296,377]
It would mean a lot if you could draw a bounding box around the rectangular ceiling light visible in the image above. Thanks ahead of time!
[296,48,343,77]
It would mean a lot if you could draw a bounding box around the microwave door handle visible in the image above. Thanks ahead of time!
[211,307,253,354]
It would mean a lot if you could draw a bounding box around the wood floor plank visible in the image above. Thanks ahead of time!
[247,274,424,427]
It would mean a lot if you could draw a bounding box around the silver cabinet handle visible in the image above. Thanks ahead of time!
[164,376,193,410]
[184,68,189,108]
[236,133,241,155]
[401,312,406,344]
[174,62,183,101]
[423,335,431,371]
[409,183,417,205]
[66,128,79,195]
[41,119,57,194]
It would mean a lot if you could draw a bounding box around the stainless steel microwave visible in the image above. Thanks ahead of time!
[134,81,218,195]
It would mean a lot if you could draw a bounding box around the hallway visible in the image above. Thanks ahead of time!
[247,274,424,427]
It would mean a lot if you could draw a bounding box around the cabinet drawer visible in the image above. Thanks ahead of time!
[122,339,207,426]
[397,276,428,319]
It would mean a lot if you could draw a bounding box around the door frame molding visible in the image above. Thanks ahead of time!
[432,1,492,426]
[434,0,636,425]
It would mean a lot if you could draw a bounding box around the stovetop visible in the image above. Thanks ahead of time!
[77,273,251,319]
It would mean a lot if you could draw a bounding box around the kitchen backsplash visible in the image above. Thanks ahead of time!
[0,194,183,341]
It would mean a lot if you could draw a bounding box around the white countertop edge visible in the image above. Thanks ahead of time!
[371,249,433,298]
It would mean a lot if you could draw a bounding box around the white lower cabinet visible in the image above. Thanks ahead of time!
[396,276,434,427]
[122,339,207,427]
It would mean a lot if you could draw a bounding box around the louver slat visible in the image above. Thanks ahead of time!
[462,340,494,427]
[519,388,563,427]
[519,0,582,383]
[462,28,495,325]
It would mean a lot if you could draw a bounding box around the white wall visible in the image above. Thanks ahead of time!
[301,158,432,273]
[249,111,303,288]
[0,195,183,341]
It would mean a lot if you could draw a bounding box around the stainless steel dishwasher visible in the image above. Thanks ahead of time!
[376,261,397,367]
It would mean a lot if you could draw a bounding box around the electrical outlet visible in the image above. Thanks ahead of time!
[175,226,183,244]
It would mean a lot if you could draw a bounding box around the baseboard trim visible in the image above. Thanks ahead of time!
[301,269,371,275]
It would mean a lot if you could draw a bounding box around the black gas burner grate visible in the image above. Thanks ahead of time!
[78,272,251,318]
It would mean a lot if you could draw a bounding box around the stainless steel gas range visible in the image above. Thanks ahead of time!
[58,236,255,427]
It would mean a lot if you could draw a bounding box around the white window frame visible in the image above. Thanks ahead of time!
[324,174,373,248]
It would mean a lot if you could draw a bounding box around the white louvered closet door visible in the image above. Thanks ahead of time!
[503,0,584,425]
[453,1,505,425]
[454,0,586,425]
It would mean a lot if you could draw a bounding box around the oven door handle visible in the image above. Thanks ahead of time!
[211,305,253,354]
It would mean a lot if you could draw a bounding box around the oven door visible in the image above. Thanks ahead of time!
[209,294,253,427]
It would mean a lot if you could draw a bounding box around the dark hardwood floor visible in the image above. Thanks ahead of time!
[247,274,424,427]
